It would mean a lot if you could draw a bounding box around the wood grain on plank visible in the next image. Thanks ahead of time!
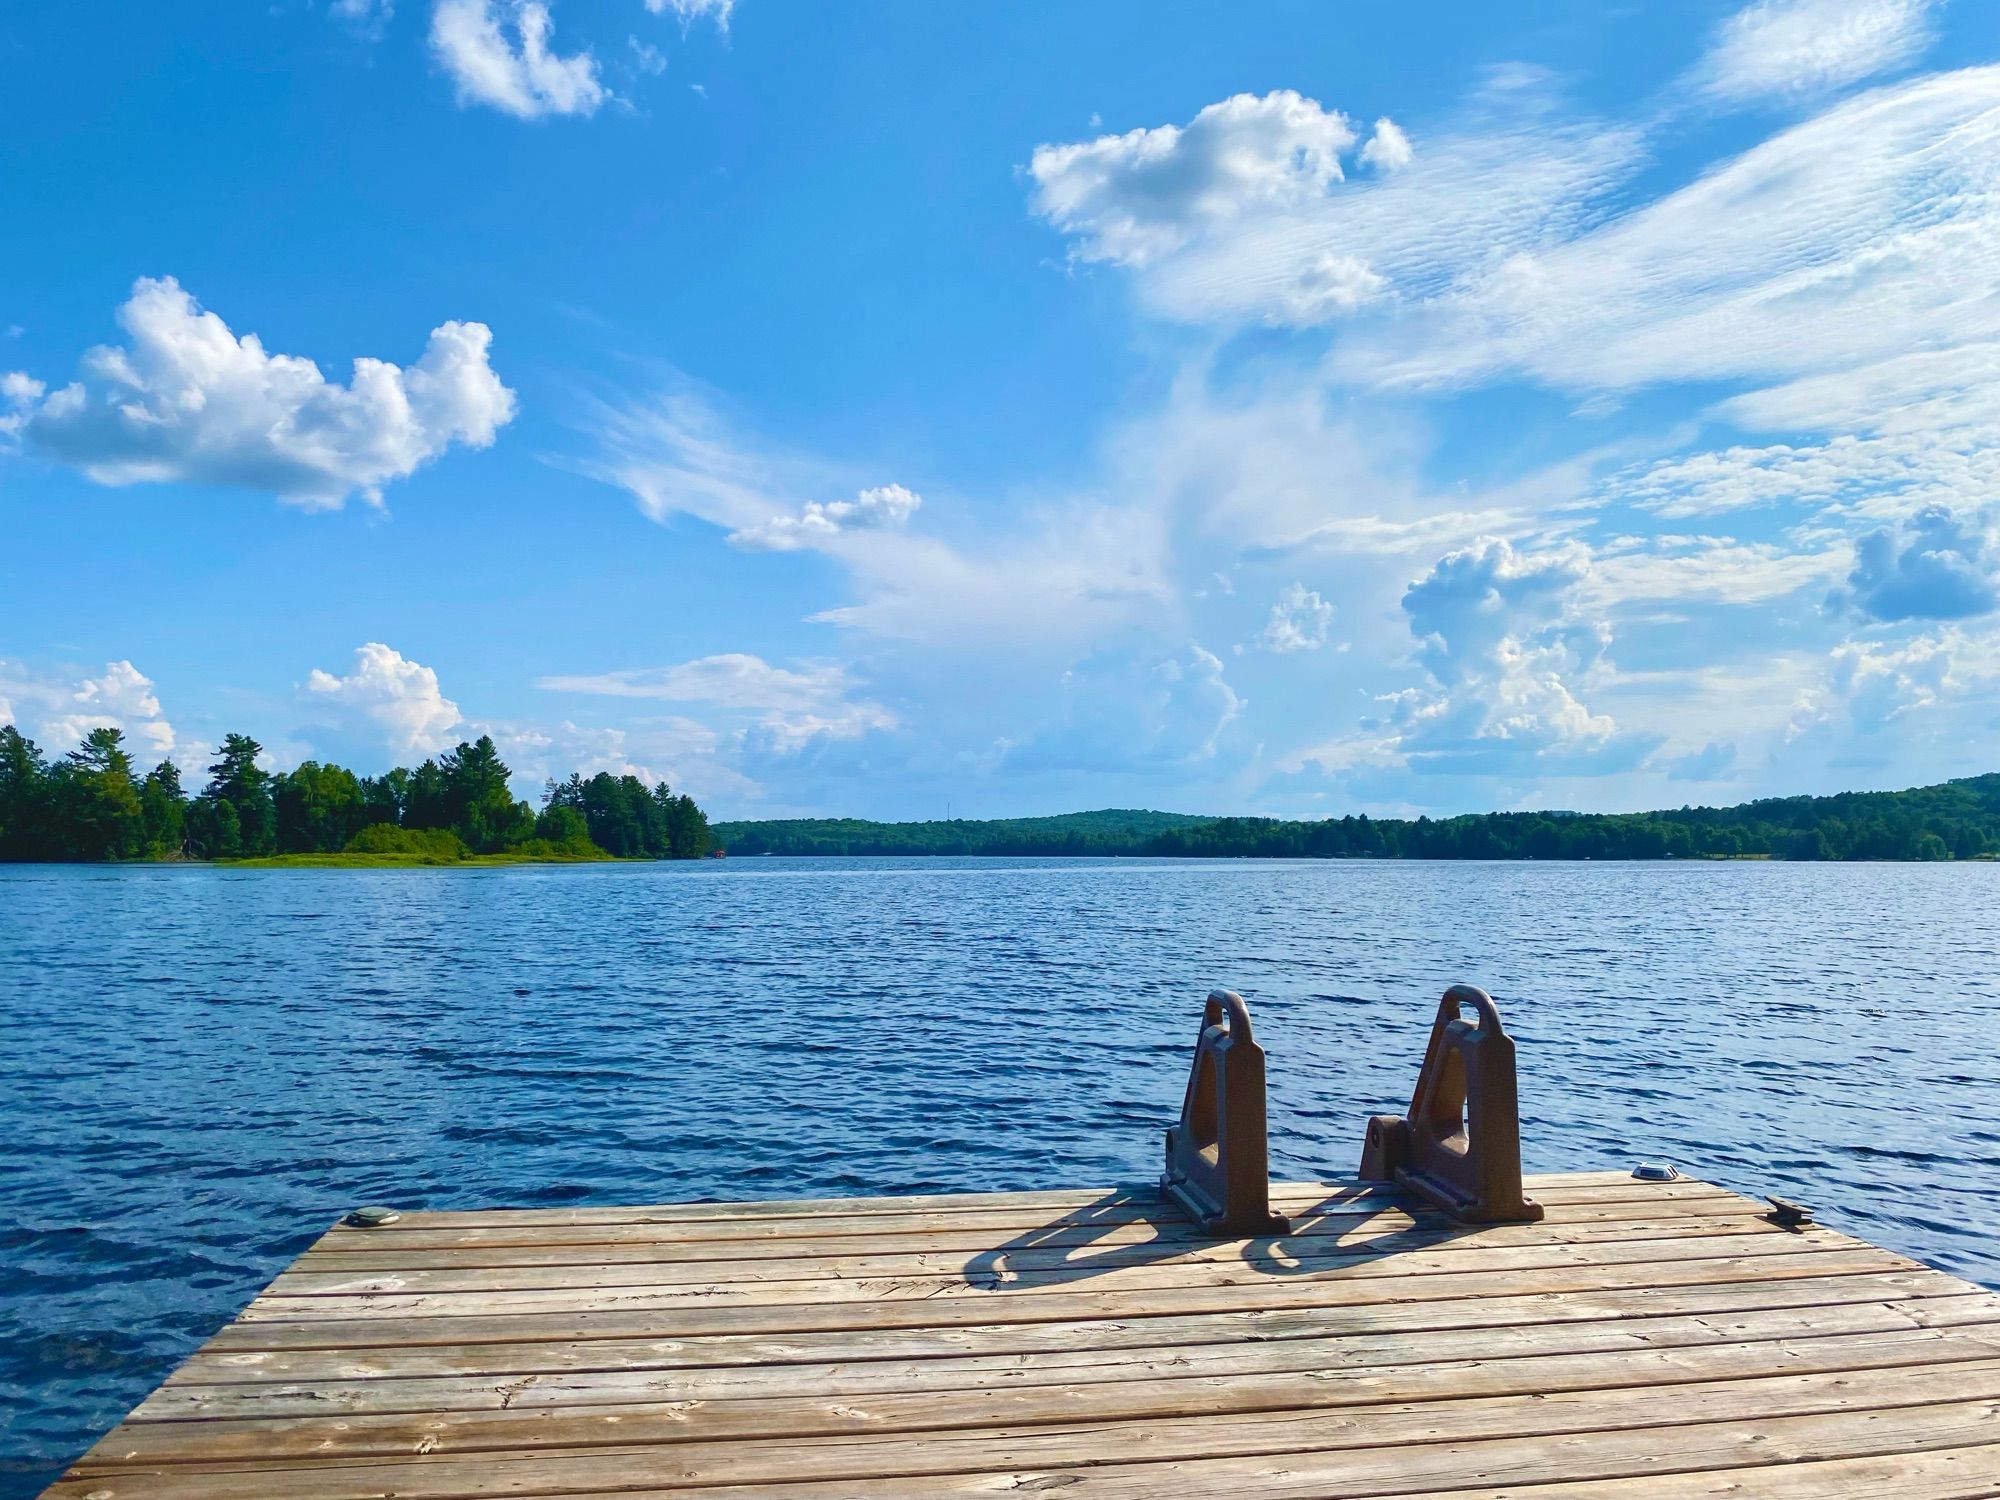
[338,1172,1683,1233]
[162,1273,1995,1389]
[83,1330,2000,1470]
[137,1296,2000,1421]
[311,1180,1748,1252]
[237,1230,1899,1323]
[50,1395,2000,1498]
[276,1213,1800,1297]
[201,1245,1919,1351]
[1398,1442,2000,1499]
[298,1199,1773,1269]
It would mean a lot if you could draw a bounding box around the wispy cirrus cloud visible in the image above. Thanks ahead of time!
[1603,435,2000,523]
[644,0,733,32]
[1006,644,1243,773]
[1586,534,1847,609]
[581,379,1174,648]
[1343,69,2000,398]
[539,653,896,752]
[330,0,395,39]
[1696,0,1939,104]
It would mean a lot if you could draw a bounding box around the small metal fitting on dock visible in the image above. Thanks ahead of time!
[1633,1162,1682,1182]
[1765,1194,1815,1229]
[346,1205,401,1228]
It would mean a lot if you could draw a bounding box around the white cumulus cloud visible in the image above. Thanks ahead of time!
[1699,0,1937,104]
[12,277,514,507]
[0,658,185,766]
[1382,538,1649,775]
[1790,628,1982,739]
[0,371,44,440]
[728,483,921,551]
[1358,116,1413,172]
[431,0,607,119]
[307,643,465,755]
[1257,583,1335,652]
[1834,506,2000,622]
[1029,90,1360,267]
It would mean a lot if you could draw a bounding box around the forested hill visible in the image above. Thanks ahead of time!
[714,808,1213,857]
[715,775,2000,862]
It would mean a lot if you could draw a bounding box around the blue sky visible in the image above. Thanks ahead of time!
[4,0,2000,820]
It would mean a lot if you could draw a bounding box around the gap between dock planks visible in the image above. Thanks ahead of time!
[45,1171,2000,1500]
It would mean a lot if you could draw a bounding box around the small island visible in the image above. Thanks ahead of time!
[0,726,712,864]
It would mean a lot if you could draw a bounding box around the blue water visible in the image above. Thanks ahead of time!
[3,857,1998,1494]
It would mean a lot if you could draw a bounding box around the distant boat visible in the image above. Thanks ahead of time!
[708,847,727,859]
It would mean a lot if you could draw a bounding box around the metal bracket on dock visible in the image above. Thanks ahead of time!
[1360,985,1544,1224]
[1162,990,1291,1237]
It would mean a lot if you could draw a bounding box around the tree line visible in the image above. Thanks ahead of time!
[715,774,2000,862]
[711,808,1212,858]
[0,724,713,862]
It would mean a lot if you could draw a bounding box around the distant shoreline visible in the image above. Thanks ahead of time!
[712,772,2000,863]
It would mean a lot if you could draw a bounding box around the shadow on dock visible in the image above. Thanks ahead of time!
[959,1183,1490,1287]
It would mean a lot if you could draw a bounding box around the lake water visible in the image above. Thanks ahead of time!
[3,857,1998,1494]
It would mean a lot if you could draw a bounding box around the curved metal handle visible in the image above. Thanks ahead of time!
[1204,988,1254,1043]
[1442,983,1505,1036]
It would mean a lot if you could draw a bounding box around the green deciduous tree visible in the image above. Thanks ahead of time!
[49,727,146,860]
[138,759,188,858]
[358,767,410,827]
[274,761,365,853]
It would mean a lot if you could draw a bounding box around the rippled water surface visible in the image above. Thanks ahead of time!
[3,857,1998,1493]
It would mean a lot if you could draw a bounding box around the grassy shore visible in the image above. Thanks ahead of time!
[226,848,615,869]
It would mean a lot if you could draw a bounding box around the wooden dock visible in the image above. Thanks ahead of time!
[45,1170,2000,1498]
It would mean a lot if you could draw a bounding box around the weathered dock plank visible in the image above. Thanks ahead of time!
[43,1174,2000,1499]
